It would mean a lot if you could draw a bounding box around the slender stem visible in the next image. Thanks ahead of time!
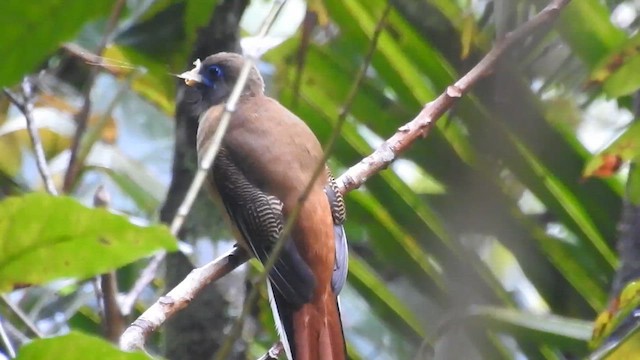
[214,3,391,358]
[92,186,125,342]
[120,252,163,316]
[0,316,16,358]
[0,295,42,338]
[120,0,288,317]
[3,81,58,195]
[62,0,126,192]
[338,1,392,121]
[169,0,286,236]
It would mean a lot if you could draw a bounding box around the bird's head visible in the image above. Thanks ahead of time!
[179,52,265,113]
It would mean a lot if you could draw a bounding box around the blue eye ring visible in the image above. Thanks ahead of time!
[207,65,223,79]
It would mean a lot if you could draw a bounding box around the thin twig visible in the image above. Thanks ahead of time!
[62,0,126,192]
[118,0,572,352]
[119,0,288,318]
[120,253,163,316]
[169,0,286,236]
[0,295,42,338]
[94,186,125,342]
[339,2,392,121]
[1,321,29,348]
[249,5,392,357]
[290,11,316,109]
[0,316,16,358]
[215,5,391,358]
[3,80,58,195]
[62,43,137,75]
[101,272,124,342]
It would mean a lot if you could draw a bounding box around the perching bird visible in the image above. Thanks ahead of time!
[180,52,348,360]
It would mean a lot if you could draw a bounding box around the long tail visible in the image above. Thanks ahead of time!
[267,281,346,360]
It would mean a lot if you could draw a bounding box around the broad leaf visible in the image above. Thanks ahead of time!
[0,1,112,87]
[464,306,592,353]
[15,331,150,360]
[0,194,176,291]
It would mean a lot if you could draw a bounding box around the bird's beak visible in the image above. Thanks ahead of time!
[178,59,204,87]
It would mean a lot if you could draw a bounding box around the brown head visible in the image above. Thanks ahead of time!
[180,52,265,114]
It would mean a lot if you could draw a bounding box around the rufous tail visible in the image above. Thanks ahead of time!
[268,282,346,360]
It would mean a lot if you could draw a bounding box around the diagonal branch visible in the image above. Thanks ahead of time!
[119,247,249,351]
[335,0,571,193]
[0,295,42,339]
[62,0,126,192]
[0,315,15,358]
[3,79,58,196]
[119,0,572,352]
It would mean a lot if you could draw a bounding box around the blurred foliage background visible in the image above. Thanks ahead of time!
[1,0,640,359]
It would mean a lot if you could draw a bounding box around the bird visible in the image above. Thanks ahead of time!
[179,52,348,360]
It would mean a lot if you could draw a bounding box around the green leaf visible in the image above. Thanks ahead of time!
[0,194,177,292]
[86,143,165,215]
[15,331,150,359]
[348,190,445,297]
[591,33,640,97]
[583,120,640,180]
[0,0,112,87]
[102,45,176,114]
[509,134,617,271]
[589,322,640,360]
[348,254,427,344]
[591,281,640,349]
[465,306,592,353]
[557,0,626,69]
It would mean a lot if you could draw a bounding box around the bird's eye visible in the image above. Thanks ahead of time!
[207,65,223,79]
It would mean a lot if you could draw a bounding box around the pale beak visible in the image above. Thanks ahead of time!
[177,59,204,87]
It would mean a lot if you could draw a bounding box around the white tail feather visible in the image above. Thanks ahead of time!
[267,280,293,360]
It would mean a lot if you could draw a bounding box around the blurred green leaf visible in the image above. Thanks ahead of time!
[348,254,427,345]
[583,121,640,180]
[557,0,626,69]
[15,331,151,359]
[510,134,617,270]
[0,193,177,292]
[590,323,640,360]
[465,306,592,353]
[86,143,165,214]
[591,281,640,349]
[102,45,175,114]
[0,0,112,87]
[67,306,101,335]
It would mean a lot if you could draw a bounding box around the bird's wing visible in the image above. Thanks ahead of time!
[325,173,349,294]
[212,148,316,306]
